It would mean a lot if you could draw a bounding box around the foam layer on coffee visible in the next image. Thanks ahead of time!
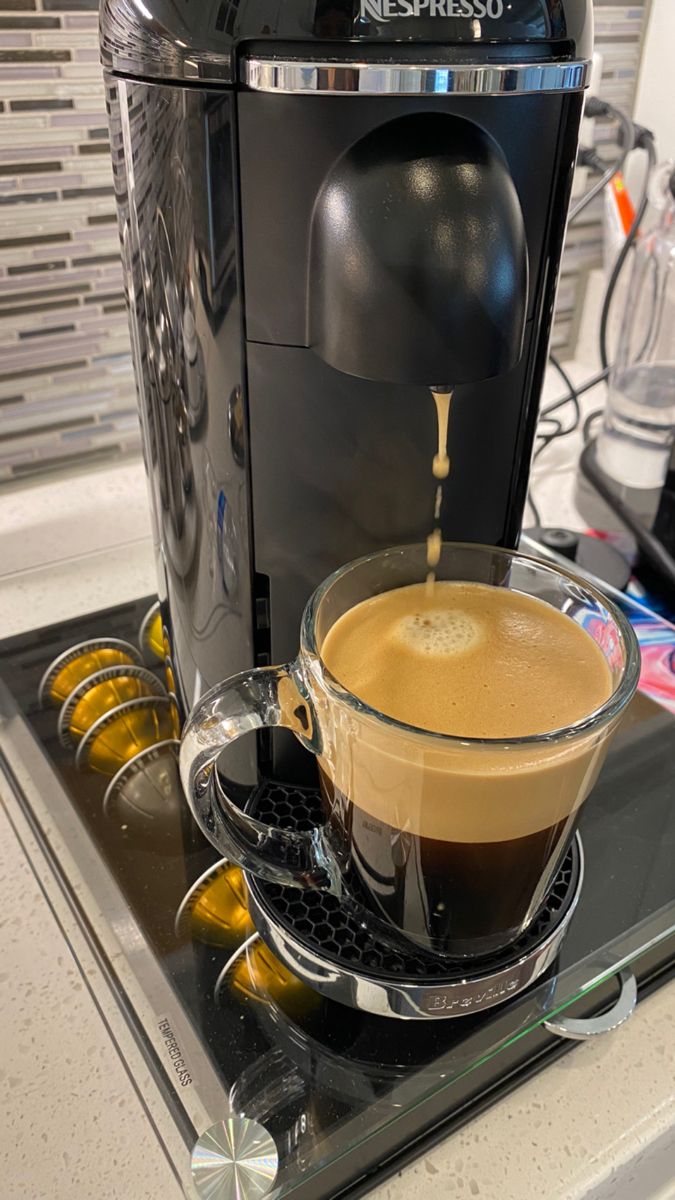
[322,581,612,740]
[319,581,616,842]
[395,608,482,657]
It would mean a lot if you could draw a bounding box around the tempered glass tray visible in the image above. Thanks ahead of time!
[1,595,675,1200]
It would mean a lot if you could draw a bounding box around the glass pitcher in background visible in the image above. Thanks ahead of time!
[597,162,675,491]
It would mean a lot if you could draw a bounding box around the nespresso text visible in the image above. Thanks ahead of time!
[361,0,505,20]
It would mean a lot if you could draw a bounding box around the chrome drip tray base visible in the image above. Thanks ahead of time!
[245,783,583,1020]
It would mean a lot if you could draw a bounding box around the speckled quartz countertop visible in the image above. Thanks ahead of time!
[1,407,674,1199]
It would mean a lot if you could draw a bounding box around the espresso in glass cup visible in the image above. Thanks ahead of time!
[180,544,640,959]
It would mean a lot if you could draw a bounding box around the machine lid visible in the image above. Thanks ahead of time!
[100,0,593,87]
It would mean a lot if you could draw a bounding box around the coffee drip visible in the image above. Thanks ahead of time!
[426,389,452,593]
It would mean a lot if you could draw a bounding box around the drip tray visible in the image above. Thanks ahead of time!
[245,783,583,1020]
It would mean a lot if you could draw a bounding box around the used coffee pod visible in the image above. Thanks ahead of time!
[39,638,143,708]
[103,739,182,837]
[138,601,165,666]
[176,860,254,950]
[75,695,179,775]
[58,665,165,749]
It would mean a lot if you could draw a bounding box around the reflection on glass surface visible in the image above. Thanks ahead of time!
[109,79,254,714]
[176,860,255,950]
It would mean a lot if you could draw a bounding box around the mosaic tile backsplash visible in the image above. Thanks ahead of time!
[0,0,650,480]
[0,0,137,481]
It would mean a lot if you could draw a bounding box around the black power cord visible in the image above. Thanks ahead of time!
[580,441,675,591]
[527,106,660,545]
[599,127,657,371]
[568,98,636,224]
[526,355,582,527]
[544,354,581,432]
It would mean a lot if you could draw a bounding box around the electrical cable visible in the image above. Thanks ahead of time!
[583,408,605,444]
[572,366,610,396]
[528,332,610,521]
[568,99,635,224]
[527,357,584,519]
[526,492,542,528]
[599,130,657,371]
[533,427,565,460]
[527,105,658,540]
[546,353,581,432]
[540,365,611,442]
[580,441,675,590]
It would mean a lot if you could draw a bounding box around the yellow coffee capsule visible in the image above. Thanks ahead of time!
[58,665,165,749]
[164,657,177,698]
[216,936,320,1019]
[39,638,143,708]
[138,602,164,666]
[168,695,181,738]
[74,695,177,776]
[175,860,254,949]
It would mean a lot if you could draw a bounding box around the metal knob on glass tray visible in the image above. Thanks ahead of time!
[74,695,179,775]
[175,859,254,949]
[57,664,166,749]
[38,638,143,708]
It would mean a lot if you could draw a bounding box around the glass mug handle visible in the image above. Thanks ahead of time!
[180,663,466,959]
[179,664,344,893]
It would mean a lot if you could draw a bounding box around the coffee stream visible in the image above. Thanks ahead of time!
[426,389,452,593]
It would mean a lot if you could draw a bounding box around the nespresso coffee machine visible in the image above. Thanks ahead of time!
[0,7,671,1182]
[101,0,598,1019]
[102,0,592,750]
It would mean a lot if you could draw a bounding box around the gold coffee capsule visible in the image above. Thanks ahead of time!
[103,739,182,832]
[168,694,181,738]
[38,638,143,708]
[237,939,319,1015]
[138,602,164,666]
[58,665,166,749]
[164,657,177,698]
[216,936,320,1019]
[175,860,254,949]
[74,695,178,776]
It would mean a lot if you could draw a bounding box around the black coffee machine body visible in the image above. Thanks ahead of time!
[102,0,592,777]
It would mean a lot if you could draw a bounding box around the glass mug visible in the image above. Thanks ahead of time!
[180,545,640,960]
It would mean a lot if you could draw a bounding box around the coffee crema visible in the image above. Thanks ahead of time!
[321,581,612,740]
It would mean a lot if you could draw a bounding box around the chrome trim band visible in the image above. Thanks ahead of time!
[243,835,584,1020]
[242,58,591,96]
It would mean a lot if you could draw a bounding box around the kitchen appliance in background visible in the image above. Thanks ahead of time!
[101,0,593,784]
[596,163,675,492]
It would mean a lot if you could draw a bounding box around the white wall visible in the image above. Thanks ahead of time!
[633,0,675,160]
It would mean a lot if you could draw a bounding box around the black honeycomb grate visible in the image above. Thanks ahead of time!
[248,782,580,984]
